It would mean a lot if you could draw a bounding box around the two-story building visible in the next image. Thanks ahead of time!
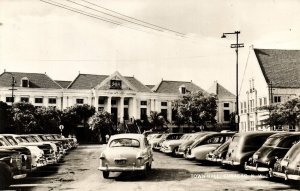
[239,48,300,132]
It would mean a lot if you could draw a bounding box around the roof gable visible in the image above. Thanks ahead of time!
[0,72,62,89]
[55,80,71,89]
[153,80,206,94]
[254,48,300,88]
[207,81,235,99]
[68,72,151,92]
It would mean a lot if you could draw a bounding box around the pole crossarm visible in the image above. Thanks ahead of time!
[231,43,244,48]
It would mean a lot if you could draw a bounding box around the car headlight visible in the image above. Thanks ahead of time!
[99,153,105,160]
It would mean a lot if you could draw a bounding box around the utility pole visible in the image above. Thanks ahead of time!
[221,31,244,131]
[8,73,17,104]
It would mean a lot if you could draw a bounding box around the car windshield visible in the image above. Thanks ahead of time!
[5,136,18,146]
[263,137,282,147]
[110,138,140,148]
[155,134,162,138]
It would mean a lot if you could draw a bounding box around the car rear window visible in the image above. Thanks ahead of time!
[110,138,140,148]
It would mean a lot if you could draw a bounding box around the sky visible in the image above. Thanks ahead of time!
[1,0,300,93]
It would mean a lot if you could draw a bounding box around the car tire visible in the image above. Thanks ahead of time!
[102,171,109,179]
[0,163,12,189]
[172,147,178,157]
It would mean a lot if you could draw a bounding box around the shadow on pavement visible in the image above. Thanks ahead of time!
[114,168,190,182]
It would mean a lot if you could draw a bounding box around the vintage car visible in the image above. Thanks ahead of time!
[0,148,27,189]
[98,133,153,179]
[222,132,278,167]
[149,134,166,149]
[185,132,234,160]
[0,135,46,171]
[270,141,300,181]
[176,132,212,156]
[28,134,65,161]
[14,134,59,164]
[206,138,231,163]
[152,133,183,150]
[160,133,193,155]
[245,132,300,173]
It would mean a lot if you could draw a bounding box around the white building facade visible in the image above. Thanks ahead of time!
[239,48,300,132]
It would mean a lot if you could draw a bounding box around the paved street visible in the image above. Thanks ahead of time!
[7,145,300,191]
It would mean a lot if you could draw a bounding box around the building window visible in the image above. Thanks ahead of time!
[111,99,117,105]
[98,97,105,105]
[224,110,230,121]
[124,108,129,120]
[21,77,29,88]
[259,98,262,107]
[6,97,14,103]
[124,99,129,106]
[140,108,147,120]
[35,98,43,104]
[250,121,255,131]
[76,99,84,104]
[141,101,147,106]
[161,109,168,120]
[244,102,247,113]
[240,102,243,114]
[20,97,29,103]
[48,98,57,104]
[274,96,281,103]
[161,102,168,107]
[224,103,229,107]
[263,97,267,105]
[110,80,122,89]
[181,87,186,94]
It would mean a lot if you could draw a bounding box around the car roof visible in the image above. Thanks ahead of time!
[110,133,145,140]
[269,132,300,138]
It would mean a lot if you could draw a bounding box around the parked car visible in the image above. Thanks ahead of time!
[0,148,27,189]
[149,134,166,149]
[153,133,183,151]
[0,135,46,171]
[98,133,153,179]
[222,132,278,167]
[245,132,300,173]
[15,134,59,164]
[206,138,231,163]
[176,132,212,157]
[160,133,193,155]
[270,141,300,181]
[185,132,234,160]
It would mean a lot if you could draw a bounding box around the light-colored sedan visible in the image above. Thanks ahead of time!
[98,133,153,179]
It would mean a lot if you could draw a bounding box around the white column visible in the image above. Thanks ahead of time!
[150,99,155,111]
[44,96,48,107]
[132,97,138,119]
[57,97,62,110]
[147,99,151,116]
[167,101,172,122]
[119,97,124,123]
[94,94,98,110]
[106,96,111,113]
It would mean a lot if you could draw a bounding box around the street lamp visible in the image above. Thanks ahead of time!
[221,31,244,131]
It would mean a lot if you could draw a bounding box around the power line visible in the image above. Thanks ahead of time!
[40,0,197,43]
[79,0,186,36]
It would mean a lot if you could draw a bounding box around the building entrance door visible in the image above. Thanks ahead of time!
[111,108,118,124]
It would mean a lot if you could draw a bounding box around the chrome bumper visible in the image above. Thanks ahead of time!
[98,165,146,172]
[13,173,27,179]
[222,160,240,166]
[271,171,300,181]
[244,164,269,172]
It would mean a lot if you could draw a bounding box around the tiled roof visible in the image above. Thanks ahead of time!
[153,80,206,94]
[68,73,152,92]
[146,85,155,89]
[207,81,235,99]
[55,80,71,88]
[0,72,62,89]
[254,49,300,88]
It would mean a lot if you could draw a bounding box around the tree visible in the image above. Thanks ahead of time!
[61,104,96,136]
[259,98,300,130]
[10,102,38,133]
[35,107,61,134]
[0,101,10,133]
[88,111,113,143]
[148,111,168,132]
[172,91,217,131]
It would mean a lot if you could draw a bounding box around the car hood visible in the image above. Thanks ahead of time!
[163,140,185,146]
[192,144,219,152]
[102,147,141,159]
[179,140,194,148]
[254,146,288,162]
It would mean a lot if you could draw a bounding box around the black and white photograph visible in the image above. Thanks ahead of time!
[0,0,300,190]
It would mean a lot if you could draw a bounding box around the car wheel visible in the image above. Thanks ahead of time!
[0,164,12,189]
[172,147,178,157]
[102,171,109,179]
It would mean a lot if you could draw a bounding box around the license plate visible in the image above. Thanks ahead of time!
[115,160,126,165]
